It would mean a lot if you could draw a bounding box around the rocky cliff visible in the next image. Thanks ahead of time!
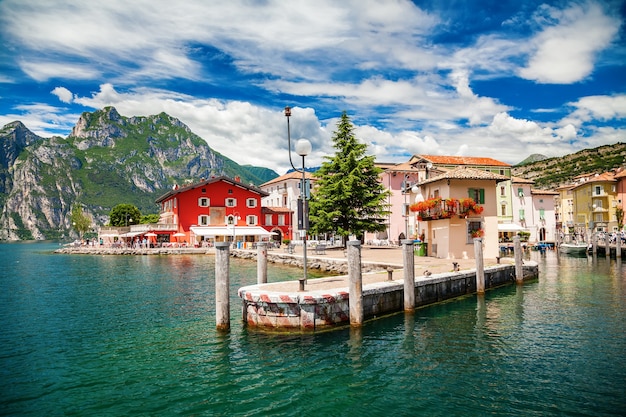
[0,107,277,240]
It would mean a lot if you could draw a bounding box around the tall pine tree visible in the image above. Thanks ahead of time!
[309,111,390,246]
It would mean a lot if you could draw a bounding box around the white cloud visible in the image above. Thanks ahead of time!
[0,103,78,137]
[20,61,101,82]
[0,0,623,176]
[489,112,557,144]
[51,87,74,103]
[69,84,334,174]
[519,1,621,83]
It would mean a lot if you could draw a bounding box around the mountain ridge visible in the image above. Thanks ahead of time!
[0,107,278,240]
[1,107,624,241]
[511,142,625,188]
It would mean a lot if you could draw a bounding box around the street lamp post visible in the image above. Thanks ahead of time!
[230,213,240,247]
[285,106,312,292]
[403,174,418,239]
[403,174,409,239]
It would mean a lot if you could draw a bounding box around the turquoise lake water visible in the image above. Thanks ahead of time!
[1,242,625,416]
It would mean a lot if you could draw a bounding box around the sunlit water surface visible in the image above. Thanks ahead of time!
[1,243,624,416]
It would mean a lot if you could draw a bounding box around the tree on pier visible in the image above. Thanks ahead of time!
[308,111,390,246]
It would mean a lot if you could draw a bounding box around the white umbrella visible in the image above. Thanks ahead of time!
[145,232,157,237]
[173,232,186,237]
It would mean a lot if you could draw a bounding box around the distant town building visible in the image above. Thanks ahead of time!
[369,155,512,246]
[260,171,314,242]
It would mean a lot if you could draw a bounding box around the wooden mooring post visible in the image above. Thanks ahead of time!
[474,238,485,294]
[215,242,230,331]
[347,240,363,327]
[402,239,415,311]
[592,232,598,255]
[514,235,524,284]
[257,242,268,284]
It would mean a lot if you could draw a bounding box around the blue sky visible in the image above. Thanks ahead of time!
[0,0,624,174]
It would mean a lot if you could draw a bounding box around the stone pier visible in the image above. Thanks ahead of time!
[239,261,538,332]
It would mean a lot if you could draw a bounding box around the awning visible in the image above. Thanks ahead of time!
[119,231,143,238]
[497,223,526,232]
[190,226,275,237]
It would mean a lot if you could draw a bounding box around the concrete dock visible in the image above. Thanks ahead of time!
[237,244,538,332]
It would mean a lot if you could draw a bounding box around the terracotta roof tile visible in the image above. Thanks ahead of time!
[418,166,509,186]
[156,175,268,203]
[512,176,535,184]
[261,171,314,187]
[531,189,559,195]
[415,155,510,167]
[262,206,293,213]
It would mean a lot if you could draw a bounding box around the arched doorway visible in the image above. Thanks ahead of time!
[539,227,546,242]
[272,228,282,244]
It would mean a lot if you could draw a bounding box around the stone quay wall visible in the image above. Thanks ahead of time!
[53,247,388,276]
[240,263,538,332]
[230,249,396,275]
[54,246,212,256]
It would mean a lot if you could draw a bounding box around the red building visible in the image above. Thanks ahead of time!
[261,206,294,243]
[154,176,290,247]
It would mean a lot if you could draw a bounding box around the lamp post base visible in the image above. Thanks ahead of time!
[298,279,306,292]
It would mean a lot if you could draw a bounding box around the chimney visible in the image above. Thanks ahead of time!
[235,176,241,182]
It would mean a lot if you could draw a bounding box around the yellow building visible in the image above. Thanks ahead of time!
[555,184,576,230]
[571,172,618,231]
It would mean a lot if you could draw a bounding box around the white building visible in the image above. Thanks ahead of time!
[260,171,314,242]
[510,177,558,243]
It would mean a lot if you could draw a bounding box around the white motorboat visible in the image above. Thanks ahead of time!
[559,242,589,255]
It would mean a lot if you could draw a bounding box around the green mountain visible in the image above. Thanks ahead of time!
[512,142,626,188]
[0,107,277,240]
[516,153,548,166]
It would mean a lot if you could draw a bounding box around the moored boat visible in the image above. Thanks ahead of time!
[559,242,589,255]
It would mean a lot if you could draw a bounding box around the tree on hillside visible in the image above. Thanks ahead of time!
[70,204,92,239]
[141,213,160,224]
[309,111,390,246]
[109,204,141,227]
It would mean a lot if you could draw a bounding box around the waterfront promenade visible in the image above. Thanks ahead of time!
[56,242,507,287]
[240,244,505,292]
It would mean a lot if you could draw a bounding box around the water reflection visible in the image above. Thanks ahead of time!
[2,244,626,416]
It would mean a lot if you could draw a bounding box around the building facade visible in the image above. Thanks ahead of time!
[411,167,508,259]
[571,172,618,232]
[154,176,277,246]
[367,155,512,247]
[260,171,313,242]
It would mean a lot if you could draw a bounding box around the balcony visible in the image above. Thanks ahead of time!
[99,223,178,235]
[131,223,178,232]
[410,197,484,221]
